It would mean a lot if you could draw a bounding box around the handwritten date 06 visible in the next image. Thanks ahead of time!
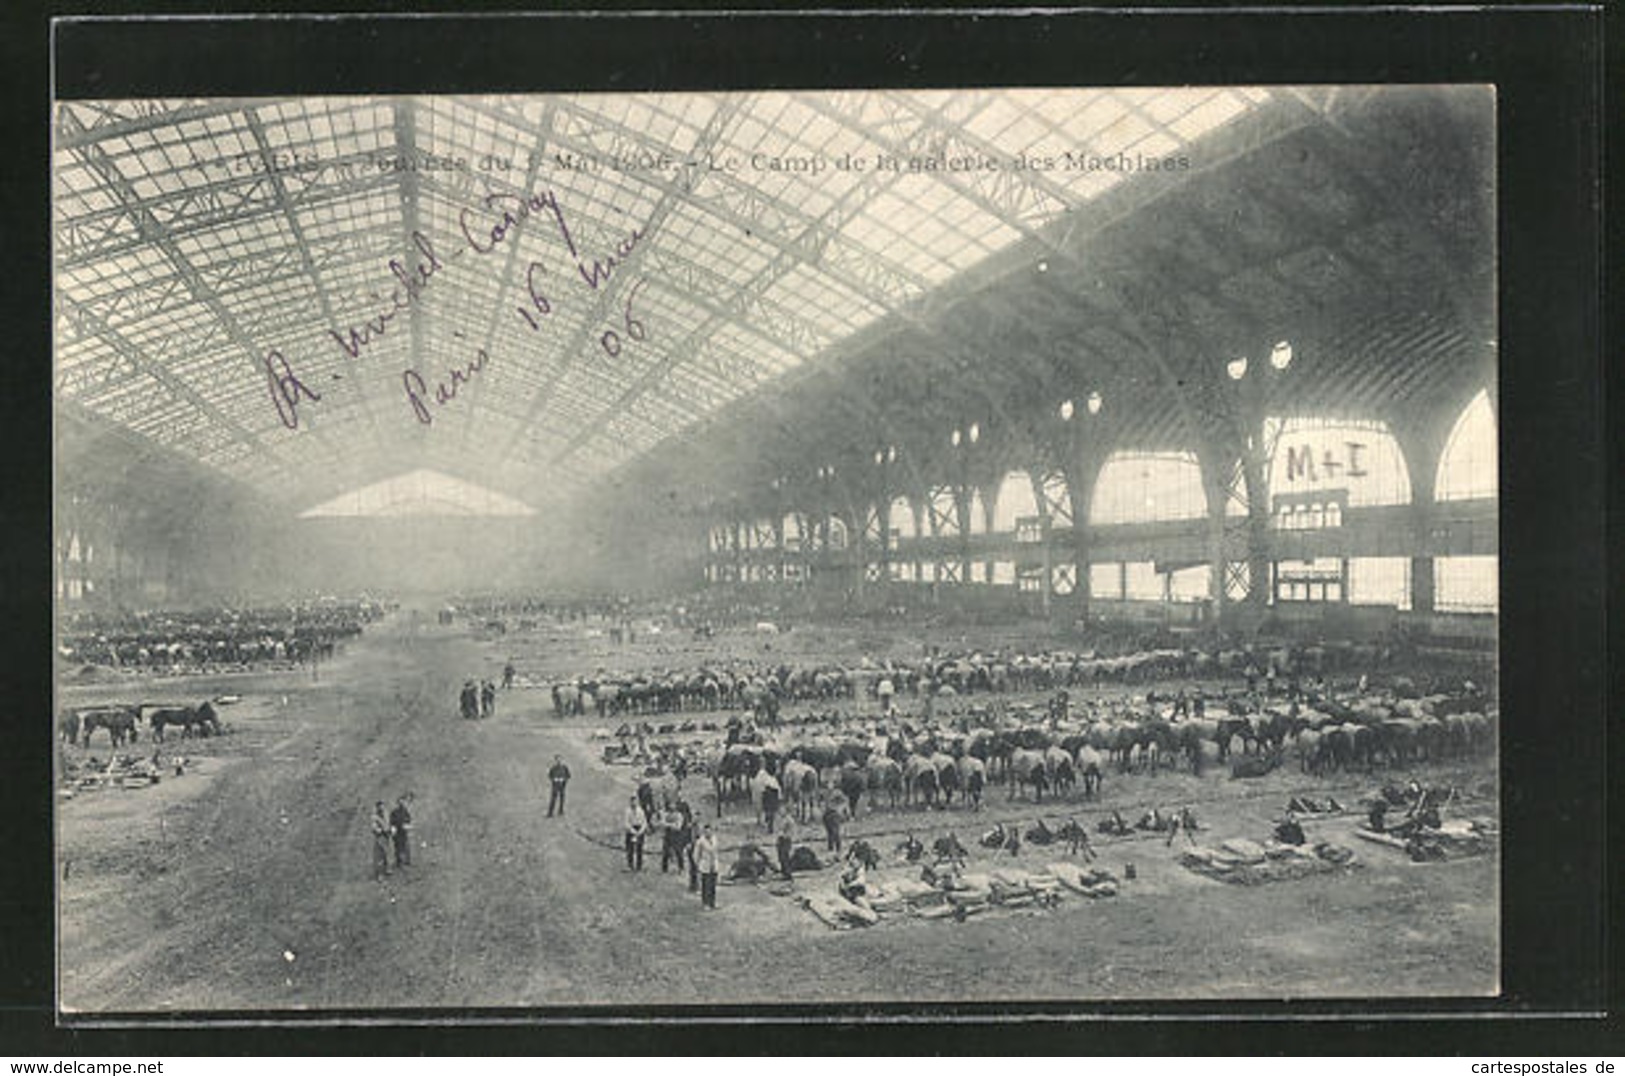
[517,266,650,363]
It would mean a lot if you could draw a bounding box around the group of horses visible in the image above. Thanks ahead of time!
[57,701,223,748]
[546,636,1427,725]
[635,673,1496,824]
[57,599,383,671]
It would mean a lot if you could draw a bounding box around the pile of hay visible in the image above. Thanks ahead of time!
[1353,818,1497,861]
[796,863,1115,929]
[59,754,165,796]
[1181,838,1358,885]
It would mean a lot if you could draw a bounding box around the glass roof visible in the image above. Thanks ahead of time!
[53,88,1281,508]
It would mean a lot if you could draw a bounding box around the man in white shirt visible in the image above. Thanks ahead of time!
[694,824,720,909]
[623,795,648,871]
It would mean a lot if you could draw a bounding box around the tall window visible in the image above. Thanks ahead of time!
[888,496,917,541]
[1090,452,1207,524]
[1123,561,1162,601]
[1168,566,1211,602]
[1348,557,1411,609]
[1436,390,1497,501]
[968,489,990,535]
[992,470,1040,533]
[1266,417,1411,507]
[1436,555,1497,613]
[1089,562,1121,600]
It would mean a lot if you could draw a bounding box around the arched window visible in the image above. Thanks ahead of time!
[992,470,1041,532]
[1436,390,1497,501]
[1265,417,1411,507]
[1089,452,1207,525]
[299,468,537,517]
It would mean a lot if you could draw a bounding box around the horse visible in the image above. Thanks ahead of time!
[1008,748,1050,802]
[780,758,820,823]
[955,755,987,810]
[1213,716,1254,761]
[1072,745,1104,799]
[930,753,960,809]
[57,709,81,746]
[1043,746,1076,797]
[81,706,139,748]
[904,754,940,809]
[146,704,205,742]
[864,757,903,811]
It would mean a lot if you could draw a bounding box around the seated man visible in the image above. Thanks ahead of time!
[728,842,772,882]
[1274,812,1306,846]
[838,860,872,909]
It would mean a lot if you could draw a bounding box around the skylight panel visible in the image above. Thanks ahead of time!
[1057,96,1130,141]
[998,111,1057,151]
[1098,107,1155,149]
[712,321,800,376]
[1131,131,1182,159]
[1141,89,1202,125]
[1170,90,1251,140]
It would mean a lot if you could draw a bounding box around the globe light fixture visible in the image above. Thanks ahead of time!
[968,422,980,444]
[1086,390,1103,415]
[1227,357,1249,381]
[1270,340,1293,370]
[951,428,962,447]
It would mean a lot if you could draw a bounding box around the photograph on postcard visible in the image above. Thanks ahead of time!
[52,87,1497,1012]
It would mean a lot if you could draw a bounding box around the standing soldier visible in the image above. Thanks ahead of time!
[371,802,392,880]
[623,795,648,872]
[775,812,796,881]
[659,800,686,874]
[480,679,497,718]
[694,824,720,909]
[821,797,843,854]
[546,754,571,817]
[672,797,696,889]
[389,794,414,869]
[502,660,516,690]
[758,768,782,833]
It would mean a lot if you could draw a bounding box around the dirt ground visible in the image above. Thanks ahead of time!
[55,608,1498,1013]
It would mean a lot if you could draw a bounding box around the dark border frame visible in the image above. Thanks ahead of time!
[4,2,1614,1055]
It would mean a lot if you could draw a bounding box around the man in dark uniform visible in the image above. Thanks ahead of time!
[389,794,414,868]
[546,754,571,817]
[502,661,516,690]
[371,802,392,880]
[821,798,843,854]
